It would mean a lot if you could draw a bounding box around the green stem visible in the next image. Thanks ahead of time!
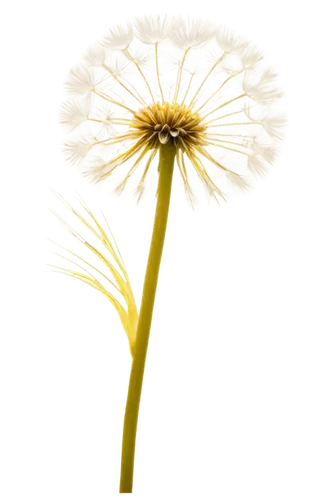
[119,144,176,493]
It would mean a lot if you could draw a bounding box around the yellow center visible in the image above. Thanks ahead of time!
[130,102,207,150]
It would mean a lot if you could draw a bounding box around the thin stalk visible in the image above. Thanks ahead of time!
[119,143,176,493]
[173,48,190,104]
[155,42,164,103]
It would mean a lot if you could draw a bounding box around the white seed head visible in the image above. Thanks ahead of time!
[60,16,285,203]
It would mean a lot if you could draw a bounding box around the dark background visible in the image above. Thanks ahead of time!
[32,4,301,498]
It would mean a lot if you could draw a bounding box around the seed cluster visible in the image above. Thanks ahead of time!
[130,102,207,150]
[61,15,285,204]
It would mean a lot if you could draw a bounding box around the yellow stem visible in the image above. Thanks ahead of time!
[118,144,176,496]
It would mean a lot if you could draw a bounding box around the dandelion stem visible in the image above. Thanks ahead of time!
[119,143,176,493]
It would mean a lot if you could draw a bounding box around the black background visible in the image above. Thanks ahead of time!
[31,4,300,498]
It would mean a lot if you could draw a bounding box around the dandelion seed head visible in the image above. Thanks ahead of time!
[61,15,285,204]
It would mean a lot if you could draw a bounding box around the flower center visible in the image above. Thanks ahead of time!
[130,102,207,149]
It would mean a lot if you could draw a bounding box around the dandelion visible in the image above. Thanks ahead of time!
[57,15,285,493]
[61,16,284,204]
